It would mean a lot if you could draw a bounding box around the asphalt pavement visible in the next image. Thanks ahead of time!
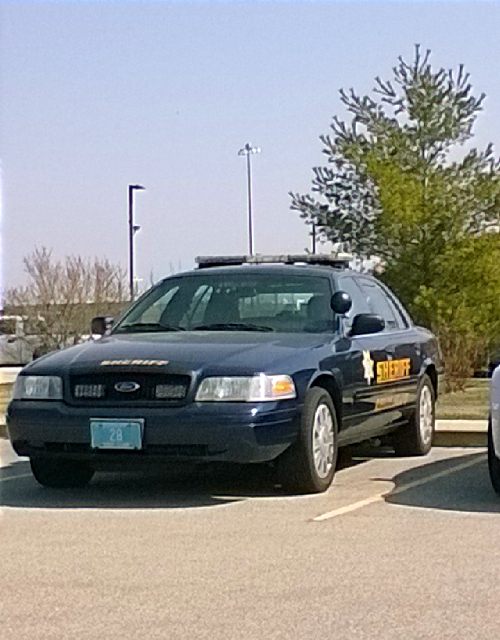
[1,374,495,638]
[1,438,499,639]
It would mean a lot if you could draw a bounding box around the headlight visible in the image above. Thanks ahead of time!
[13,376,63,400]
[195,374,296,402]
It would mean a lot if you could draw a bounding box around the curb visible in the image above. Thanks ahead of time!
[434,419,487,447]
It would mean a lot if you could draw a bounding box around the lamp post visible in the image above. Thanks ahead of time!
[128,184,145,301]
[311,222,317,253]
[238,143,261,255]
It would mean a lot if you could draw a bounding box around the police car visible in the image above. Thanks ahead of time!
[7,254,443,494]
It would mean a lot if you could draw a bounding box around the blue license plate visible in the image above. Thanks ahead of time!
[90,419,144,450]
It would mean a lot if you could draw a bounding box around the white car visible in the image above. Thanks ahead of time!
[489,366,500,494]
[0,315,35,366]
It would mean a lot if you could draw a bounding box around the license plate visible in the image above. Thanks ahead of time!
[90,419,144,450]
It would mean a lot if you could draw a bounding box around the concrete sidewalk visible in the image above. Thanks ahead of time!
[0,367,22,385]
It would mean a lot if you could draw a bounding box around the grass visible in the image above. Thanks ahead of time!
[437,378,489,420]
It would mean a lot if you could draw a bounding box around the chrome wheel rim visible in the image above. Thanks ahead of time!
[419,385,434,446]
[312,403,334,479]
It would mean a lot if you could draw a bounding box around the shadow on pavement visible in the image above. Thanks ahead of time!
[0,458,288,510]
[0,440,371,510]
[383,452,500,514]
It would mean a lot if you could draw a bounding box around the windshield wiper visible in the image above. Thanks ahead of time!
[193,323,274,332]
[116,322,186,333]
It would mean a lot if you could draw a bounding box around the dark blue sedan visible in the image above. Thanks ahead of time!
[7,254,443,493]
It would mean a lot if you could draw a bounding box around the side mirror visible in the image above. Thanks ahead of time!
[331,291,352,315]
[91,316,113,336]
[350,313,385,336]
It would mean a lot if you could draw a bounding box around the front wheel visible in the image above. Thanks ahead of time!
[30,458,94,488]
[278,388,338,494]
[488,418,500,496]
[393,374,435,456]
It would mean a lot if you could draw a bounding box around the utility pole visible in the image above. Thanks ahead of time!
[128,184,145,301]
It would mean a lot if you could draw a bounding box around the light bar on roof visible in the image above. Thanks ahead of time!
[195,254,352,269]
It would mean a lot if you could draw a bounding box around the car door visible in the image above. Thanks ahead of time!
[354,276,420,435]
[334,275,391,442]
[335,274,421,444]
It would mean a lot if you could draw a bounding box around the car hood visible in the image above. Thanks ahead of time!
[24,331,333,376]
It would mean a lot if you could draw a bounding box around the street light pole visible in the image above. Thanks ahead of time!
[238,143,261,255]
[128,184,145,302]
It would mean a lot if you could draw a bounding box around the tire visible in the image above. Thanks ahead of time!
[488,417,500,497]
[278,387,338,494]
[30,458,94,488]
[393,374,435,456]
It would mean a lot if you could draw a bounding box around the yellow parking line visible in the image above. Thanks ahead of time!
[0,473,33,483]
[314,492,386,520]
[313,454,487,522]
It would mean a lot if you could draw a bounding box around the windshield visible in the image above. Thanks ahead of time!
[114,272,334,334]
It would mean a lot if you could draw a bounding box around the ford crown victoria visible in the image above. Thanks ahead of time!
[7,254,443,494]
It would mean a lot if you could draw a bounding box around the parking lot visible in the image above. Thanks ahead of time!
[1,438,499,639]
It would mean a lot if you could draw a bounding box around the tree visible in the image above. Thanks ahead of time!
[416,233,500,388]
[3,247,129,355]
[291,151,381,258]
[290,46,500,388]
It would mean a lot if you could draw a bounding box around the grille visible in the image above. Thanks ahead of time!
[70,373,191,403]
[74,384,106,399]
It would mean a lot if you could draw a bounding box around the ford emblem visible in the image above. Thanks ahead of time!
[114,381,141,393]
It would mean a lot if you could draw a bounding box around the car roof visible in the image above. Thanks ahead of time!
[161,263,367,281]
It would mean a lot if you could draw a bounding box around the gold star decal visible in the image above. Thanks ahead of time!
[362,350,374,385]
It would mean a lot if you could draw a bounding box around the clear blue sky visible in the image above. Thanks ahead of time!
[2,1,500,294]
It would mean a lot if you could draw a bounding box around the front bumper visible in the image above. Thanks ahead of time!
[6,399,301,466]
